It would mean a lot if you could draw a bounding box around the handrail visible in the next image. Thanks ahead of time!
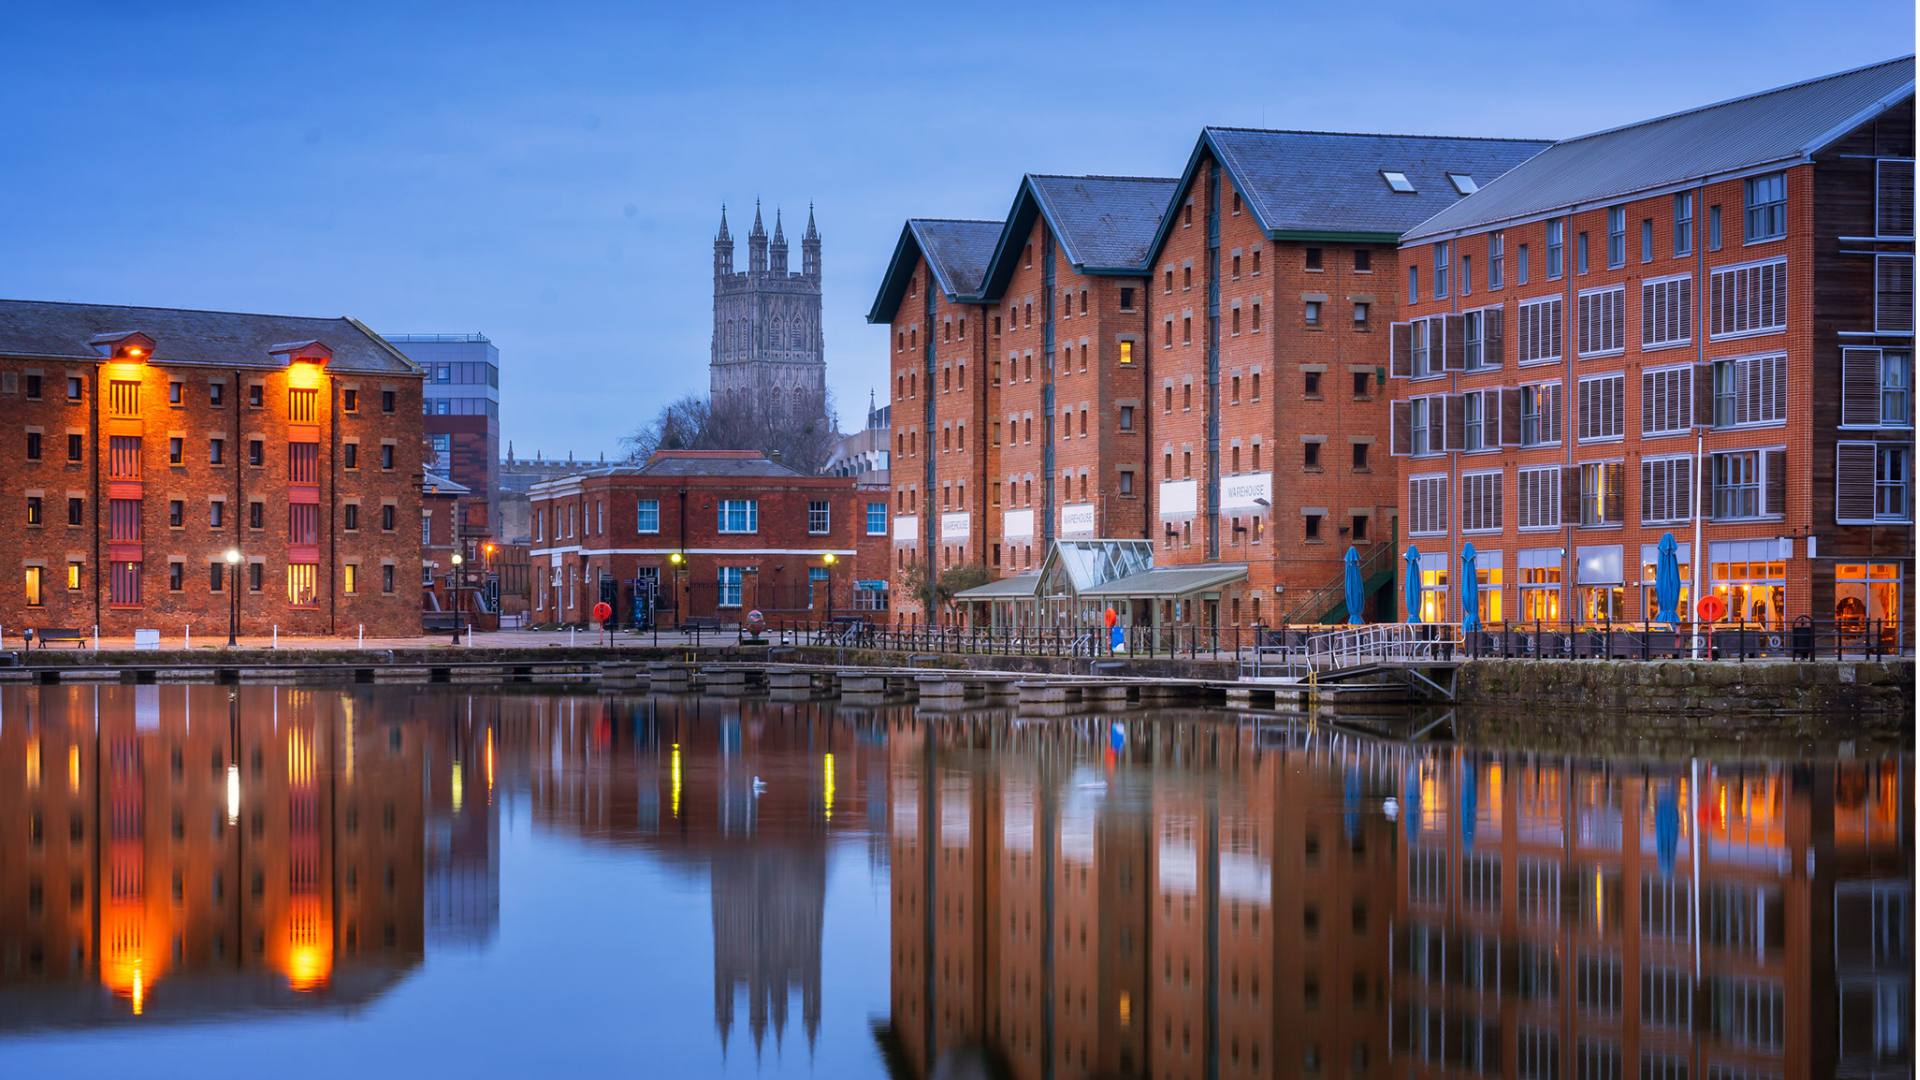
[1279,536,1394,625]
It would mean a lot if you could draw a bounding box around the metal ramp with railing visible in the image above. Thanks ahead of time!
[1240,623,1466,702]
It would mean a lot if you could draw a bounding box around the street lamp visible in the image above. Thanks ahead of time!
[822,552,837,624]
[225,549,241,646]
[449,553,464,644]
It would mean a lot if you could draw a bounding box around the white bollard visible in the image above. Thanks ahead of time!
[570,627,575,648]
[273,625,278,649]
[185,626,190,650]
[94,625,99,650]
[359,625,364,649]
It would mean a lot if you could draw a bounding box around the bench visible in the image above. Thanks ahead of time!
[27,628,86,649]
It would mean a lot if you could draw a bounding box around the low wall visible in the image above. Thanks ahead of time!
[1459,658,1913,717]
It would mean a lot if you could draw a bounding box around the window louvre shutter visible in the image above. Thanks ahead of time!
[1693,364,1715,427]
[1481,390,1501,447]
[1500,387,1522,446]
[1485,307,1504,366]
[1701,455,1716,519]
[1642,460,1659,524]
[1562,465,1582,526]
[1604,464,1624,525]
[1879,160,1916,238]
[1674,457,1691,523]
[1762,449,1785,517]
[1442,314,1466,371]
[1841,348,1883,426]
[1609,377,1624,438]
[1877,255,1915,333]
[1444,394,1467,451]
[1390,400,1412,456]
[1390,323,1414,379]
[1836,442,1877,523]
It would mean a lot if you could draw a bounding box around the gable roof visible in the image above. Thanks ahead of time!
[974,175,1178,299]
[1144,129,1552,263]
[1403,55,1916,242]
[0,299,420,375]
[867,219,1003,323]
[637,449,804,478]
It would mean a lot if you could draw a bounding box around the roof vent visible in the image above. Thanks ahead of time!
[1380,171,1415,193]
[1448,173,1479,194]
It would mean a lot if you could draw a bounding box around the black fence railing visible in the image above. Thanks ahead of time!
[749,616,1910,663]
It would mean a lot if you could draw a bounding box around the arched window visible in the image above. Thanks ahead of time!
[725,320,733,351]
[771,317,781,349]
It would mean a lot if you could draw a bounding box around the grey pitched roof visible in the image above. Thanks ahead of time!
[1200,129,1552,238]
[913,219,1001,297]
[0,299,421,375]
[636,451,804,478]
[1404,56,1916,242]
[1026,175,1180,269]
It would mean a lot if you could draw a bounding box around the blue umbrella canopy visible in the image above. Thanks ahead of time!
[1403,546,1423,624]
[1344,547,1366,625]
[1654,532,1683,625]
[1460,543,1481,634]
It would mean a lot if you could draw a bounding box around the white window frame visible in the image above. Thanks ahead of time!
[1517,296,1563,366]
[1711,352,1788,430]
[1708,257,1788,341]
[1640,455,1694,525]
[1640,274,1693,351]
[807,499,831,535]
[1641,363,1693,438]
[1520,381,1562,447]
[866,501,888,536]
[717,566,744,607]
[1876,444,1913,523]
[1488,230,1505,289]
[717,499,759,534]
[1578,372,1626,444]
[1606,206,1626,269]
[637,498,660,534]
[1408,473,1449,537]
[1577,284,1626,358]
[1460,469,1504,534]
[1518,467,1561,531]
[1876,254,1914,333]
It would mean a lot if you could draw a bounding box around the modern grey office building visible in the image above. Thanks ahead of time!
[384,333,501,537]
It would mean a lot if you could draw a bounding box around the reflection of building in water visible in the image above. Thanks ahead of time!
[425,709,501,950]
[1391,748,1910,1080]
[882,713,1913,1080]
[0,685,428,1029]
[882,713,1400,1080]
[503,692,886,1060]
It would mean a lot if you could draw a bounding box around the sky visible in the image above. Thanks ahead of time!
[1,1,1912,459]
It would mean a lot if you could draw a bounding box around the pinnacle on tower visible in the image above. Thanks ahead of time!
[801,202,821,278]
[750,199,765,237]
[804,203,818,241]
[747,198,768,273]
[714,204,735,277]
[770,206,789,274]
[772,207,784,244]
[717,204,730,240]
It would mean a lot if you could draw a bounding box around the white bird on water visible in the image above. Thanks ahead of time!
[752,776,768,794]
[1381,797,1400,821]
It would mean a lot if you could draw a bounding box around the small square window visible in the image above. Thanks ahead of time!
[342,388,358,412]
[1354,249,1371,272]
[1304,301,1321,326]
[1448,173,1478,194]
[1304,247,1322,270]
[1304,371,1321,397]
[209,382,224,406]
[1380,171,1415,193]
[247,384,263,408]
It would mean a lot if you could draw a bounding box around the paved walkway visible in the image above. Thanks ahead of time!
[2,627,745,654]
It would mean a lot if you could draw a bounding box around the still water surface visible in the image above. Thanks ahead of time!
[0,684,1907,1078]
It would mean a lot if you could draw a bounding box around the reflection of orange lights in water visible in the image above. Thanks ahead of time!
[282,896,333,992]
[486,728,495,795]
[102,908,168,1014]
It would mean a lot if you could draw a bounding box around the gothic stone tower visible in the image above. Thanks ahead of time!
[710,202,827,420]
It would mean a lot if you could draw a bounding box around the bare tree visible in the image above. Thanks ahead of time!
[622,389,839,473]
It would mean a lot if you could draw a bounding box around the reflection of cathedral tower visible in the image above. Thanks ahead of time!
[710,845,826,1057]
[710,202,828,420]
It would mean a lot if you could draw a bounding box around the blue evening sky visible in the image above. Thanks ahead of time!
[0,1,1910,457]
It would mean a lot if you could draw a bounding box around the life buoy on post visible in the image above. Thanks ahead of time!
[1696,595,1726,623]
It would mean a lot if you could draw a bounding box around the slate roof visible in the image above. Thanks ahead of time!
[1139,130,1550,266]
[0,299,420,375]
[867,218,1002,323]
[636,450,804,478]
[1404,55,1916,242]
[1026,175,1180,269]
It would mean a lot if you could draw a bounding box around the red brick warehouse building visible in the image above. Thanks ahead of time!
[526,449,890,627]
[1389,57,1914,637]
[0,300,426,639]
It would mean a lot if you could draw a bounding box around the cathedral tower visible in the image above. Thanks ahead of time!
[710,201,827,421]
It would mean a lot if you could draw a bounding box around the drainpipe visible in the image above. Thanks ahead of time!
[1691,182,1709,656]
[90,366,100,630]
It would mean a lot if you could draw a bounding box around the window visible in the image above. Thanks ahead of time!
[1305,247,1322,270]
[1461,471,1503,533]
[289,442,318,483]
[636,498,660,534]
[108,379,140,416]
[1709,259,1786,338]
[1120,405,1134,430]
[1579,375,1626,442]
[1488,231,1505,288]
[1522,383,1562,446]
[168,437,182,465]
[807,500,830,534]
[26,496,42,525]
[22,374,40,399]
[1434,242,1450,299]
[248,439,263,467]
[1462,390,1487,450]
[1120,470,1134,496]
[1119,340,1133,365]
[1837,442,1911,523]
[67,376,82,401]
[1576,232,1589,275]
[381,504,395,531]
[866,502,887,535]
[1744,173,1786,241]
[1304,301,1320,325]
[1641,456,1694,524]
[67,434,81,462]
[246,384,263,409]
[168,499,183,527]
[718,499,758,533]
[343,564,358,595]
[1879,159,1916,237]
[344,503,359,531]
[1353,248,1370,272]
[1303,513,1320,539]
[1876,446,1912,521]
[1353,371,1371,398]
[1708,205,1722,250]
[1671,193,1695,256]
[381,390,395,413]
[1353,302,1369,326]
[1381,171,1415,193]
[1352,514,1369,540]
[1304,441,1321,469]
[1517,243,1530,284]
[68,498,83,525]
[25,431,40,460]
[1641,275,1692,348]
[1461,254,1472,295]
[249,501,264,529]
[1408,475,1448,536]
[1607,207,1626,268]
[342,388,357,413]
[1408,266,1418,304]
[1710,451,1770,520]
[1304,371,1320,396]
[1449,172,1478,194]
[1640,219,1652,264]
[168,562,184,592]
[289,388,317,423]
[109,435,139,478]
[1712,354,1787,427]
[109,499,140,541]
[1877,255,1914,332]
[380,445,395,470]
[1579,462,1625,526]
[1120,287,1135,310]
[289,503,318,545]
[209,500,224,527]
[1352,442,1369,470]
[1547,220,1564,278]
[110,562,141,606]
[341,443,358,470]
[382,565,395,594]
[1641,366,1693,436]
[421,513,433,545]
[1406,397,1432,456]
[1578,286,1625,355]
[1519,468,1562,530]
[1518,298,1563,364]
[209,438,225,465]
[209,562,225,594]
[717,567,744,607]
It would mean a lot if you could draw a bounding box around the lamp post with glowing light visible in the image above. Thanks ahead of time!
[225,549,242,646]
[449,553,464,644]
[822,552,837,624]
[669,551,685,629]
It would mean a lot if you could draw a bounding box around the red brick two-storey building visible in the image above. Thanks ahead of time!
[1390,57,1914,637]
[526,449,890,627]
[0,300,426,639]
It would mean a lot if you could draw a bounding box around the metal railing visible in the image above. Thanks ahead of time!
[1279,535,1394,625]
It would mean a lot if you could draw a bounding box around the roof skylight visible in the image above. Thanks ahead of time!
[1448,173,1479,194]
[1381,171,1415,193]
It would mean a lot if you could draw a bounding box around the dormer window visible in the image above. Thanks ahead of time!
[1381,171,1415,193]
[1448,173,1479,195]
[89,331,156,361]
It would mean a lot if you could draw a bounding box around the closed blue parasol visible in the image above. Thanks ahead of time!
[1404,546,1423,624]
[1344,546,1366,625]
[1459,758,1478,852]
[1655,781,1680,878]
[1654,532,1682,625]
[1460,543,1481,634]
